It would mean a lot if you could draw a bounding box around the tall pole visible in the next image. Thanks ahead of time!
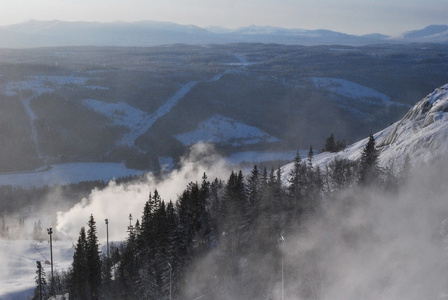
[47,228,54,295]
[105,219,109,258]
[168,262,172,300]
[281,235,285,300]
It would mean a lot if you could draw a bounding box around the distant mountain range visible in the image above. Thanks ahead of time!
[0,20,447,48]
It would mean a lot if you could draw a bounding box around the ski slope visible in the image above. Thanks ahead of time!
[175,114,280,146]
[283,83,448,179]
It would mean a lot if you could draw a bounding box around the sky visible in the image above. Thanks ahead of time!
[0,0,447,36]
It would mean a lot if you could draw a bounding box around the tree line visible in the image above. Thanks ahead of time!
[35,135,412,299]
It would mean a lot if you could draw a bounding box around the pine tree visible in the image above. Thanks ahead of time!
[323,134,336,152]
[399,154,412,186]
[117,216,139,298]
[307,146,314,168]
[328,158,358,190]
[245,165,261,241]
[69,227,89,300]
[222,170,246,257]
[33,261,48,300]
[86,214,102,300]
[359,134,380,184]
[32,220,44,243]
[288,151,305,218]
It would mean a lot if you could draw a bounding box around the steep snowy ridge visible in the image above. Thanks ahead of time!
[284,83,448,176]
[378,84,448,164]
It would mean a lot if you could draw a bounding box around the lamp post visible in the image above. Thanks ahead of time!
[280,235,285,300]
[47,228,54,295]
[168,262,172,300]
[105,219,109,259]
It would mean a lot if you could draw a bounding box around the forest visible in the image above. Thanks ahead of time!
[29,135,435,300]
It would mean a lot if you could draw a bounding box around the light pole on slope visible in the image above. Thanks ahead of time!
[47,228,54,295]
[105,219,109,259]
[280,235,285,300]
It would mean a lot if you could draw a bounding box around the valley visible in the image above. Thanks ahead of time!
[1,41,448,298]
[0,43,447,174]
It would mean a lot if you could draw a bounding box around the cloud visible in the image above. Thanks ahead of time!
[56,142,231,242]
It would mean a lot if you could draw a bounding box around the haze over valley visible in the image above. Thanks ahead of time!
[2,16,448,299]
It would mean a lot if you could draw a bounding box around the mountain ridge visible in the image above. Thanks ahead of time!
[285,83,448,177]
[1,20,448,48]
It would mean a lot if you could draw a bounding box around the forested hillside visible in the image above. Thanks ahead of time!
[35,135,447,300]
[1,43,448,172]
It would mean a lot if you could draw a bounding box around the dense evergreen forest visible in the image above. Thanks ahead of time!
[33,137,417,300]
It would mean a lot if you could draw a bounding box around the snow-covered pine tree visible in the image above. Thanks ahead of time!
[33,261,48,300]
[69,227,89,300]
[359,134,380,184]
[86,214,102,300]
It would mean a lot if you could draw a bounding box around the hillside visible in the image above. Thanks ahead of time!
[283,83,448,175]
[1,44,448,173]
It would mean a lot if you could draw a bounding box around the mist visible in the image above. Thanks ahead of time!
[181,158,448,299]
[56,142,231,242]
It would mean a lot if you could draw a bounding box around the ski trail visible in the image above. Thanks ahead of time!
[119,54,250,148]
[119,81,198,147]
[22,97,42,159]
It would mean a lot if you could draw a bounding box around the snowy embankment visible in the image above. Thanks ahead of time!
[0,240,74,299]
[283,83,448,179]
[175,114,280,146]
[311,77,408,107]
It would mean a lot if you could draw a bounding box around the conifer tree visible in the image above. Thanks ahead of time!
[245,165,261,240]
[307,146,314,168]
[359,134,380,184]
[399,154,412,186]
[222,170,246,256]
[323,134,336,152]
[86,214,102,300]
[33,261,48,300]
[69,227,89,300]
[288,151,305,218]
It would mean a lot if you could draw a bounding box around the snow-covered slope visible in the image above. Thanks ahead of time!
[283,83,448,176]
[175,114,280,146]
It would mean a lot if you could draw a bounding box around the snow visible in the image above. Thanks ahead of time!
[83,99,149,128]
[311,77,405,106]
[2,75,89,96]
[225,150,304,164]
[282,83,448,181]
[22,97,43,158]
[82,80,199,147]
[0,239,74,299]
[0,162,148,188]
[175,114,280,146]
[81,54,250,148]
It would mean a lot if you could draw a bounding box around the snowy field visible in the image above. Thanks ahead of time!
[2,75,91,97]
[0,239,74,299]
[175,115,280,146]
[311,77,392,104]
[0,163,148,188]
[226,150,302,165]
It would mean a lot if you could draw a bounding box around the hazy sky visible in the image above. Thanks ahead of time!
[1,0,447,36]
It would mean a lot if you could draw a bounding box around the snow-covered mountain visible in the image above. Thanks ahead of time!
[1,20,447,48]
[283,83,448,174]
[400,25,448,43]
